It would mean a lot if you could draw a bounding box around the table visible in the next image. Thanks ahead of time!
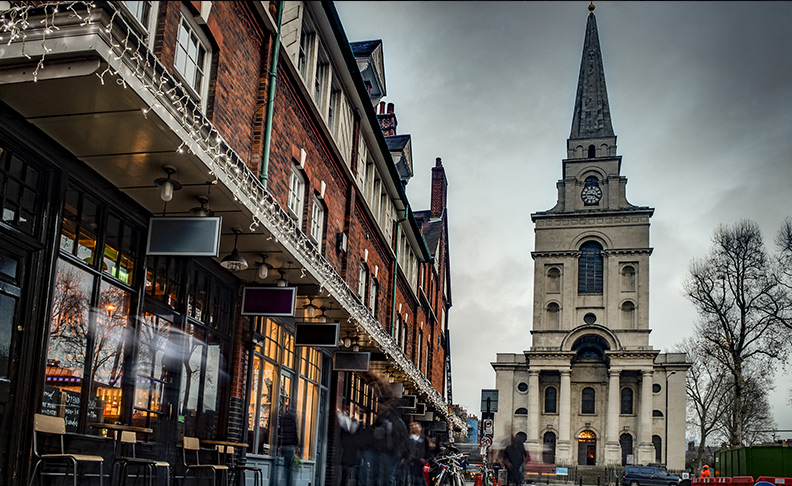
[201,440,250,465]
[88,423,154,435]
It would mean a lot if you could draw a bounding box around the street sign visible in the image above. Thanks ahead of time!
[480,436,492,448]
[483,419,493,436]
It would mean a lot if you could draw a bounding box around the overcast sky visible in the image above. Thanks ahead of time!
[334,1,792,436]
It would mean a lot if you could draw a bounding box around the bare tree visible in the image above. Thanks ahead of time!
[678,338,730,471]
[684,220,790,446]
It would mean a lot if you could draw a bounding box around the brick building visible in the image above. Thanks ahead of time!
[0,1,459,484]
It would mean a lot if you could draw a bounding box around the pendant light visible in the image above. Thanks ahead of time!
[275,268,288,287]
[220,228,248,272]
[189,196,214,217]
[256,254,271,280]
[154,166,181,202]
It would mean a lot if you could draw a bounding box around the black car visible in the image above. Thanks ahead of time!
[621,466,681,486]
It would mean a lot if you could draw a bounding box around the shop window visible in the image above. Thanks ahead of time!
[296,347,321,460]
[0,147,43,237]
[43,184,141,433]
[145,256,183,308]
[174,7,211,104]
[187,265,234,334]
[578,242,603,294]
[544,386,558,414]
[180,320,228,439]
[581,387,595,414]
[132,312,174,431]
[620,387,634,415]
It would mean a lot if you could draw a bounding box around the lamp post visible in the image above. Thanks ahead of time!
[664,370,677,468]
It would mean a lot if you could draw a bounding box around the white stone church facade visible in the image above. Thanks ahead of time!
[491,7,689,470]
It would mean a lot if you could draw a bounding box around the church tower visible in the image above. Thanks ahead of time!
[492,4,689,470]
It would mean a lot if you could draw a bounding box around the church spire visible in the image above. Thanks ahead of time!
[569,8,614,141]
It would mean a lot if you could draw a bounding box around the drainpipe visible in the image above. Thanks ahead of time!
[390,205,409,335]
[260,1,284,188]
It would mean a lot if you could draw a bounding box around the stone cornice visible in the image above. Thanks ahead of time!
[531,211,654,224]
[532,248,653,259]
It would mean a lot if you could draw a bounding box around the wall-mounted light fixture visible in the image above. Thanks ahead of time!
[220,228,248,272]
[154,166,181,202]
[189,196,214,217]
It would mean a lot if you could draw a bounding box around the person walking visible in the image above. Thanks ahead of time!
[501,434,527,486]
[407,422,429,486]
[701,464,711,478]
[278,407,300,486]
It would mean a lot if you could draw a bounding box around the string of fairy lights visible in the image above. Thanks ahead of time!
[0,1,461,427]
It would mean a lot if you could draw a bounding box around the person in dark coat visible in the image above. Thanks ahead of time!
[337,408,362,486]
[278,408,300,486]
[502,434,527,486]
[407,422,429,486]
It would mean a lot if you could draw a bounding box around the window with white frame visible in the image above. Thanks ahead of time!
[310,196,324,250]
[287,166,305,224]
[328,85,340,134]
[368,279,377,313]
[393,313,401,346]
[174,8,210,102]
[417,329,423,370]
[121,1,157,36]
[297,17,314,81]
[358,263,367,302]
[314,48,329,109]
[401,318,407,353]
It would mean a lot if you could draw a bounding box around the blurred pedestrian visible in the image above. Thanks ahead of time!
[278,407,300,486]
[407,422,429,486]
[337,407,361,486]
[501,434,526,486]
[701,464,711,478]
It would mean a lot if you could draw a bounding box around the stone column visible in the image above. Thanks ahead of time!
[557,368,572,464]
[527,370,541,456]
[604,368,621,464]
[638,369,655,464]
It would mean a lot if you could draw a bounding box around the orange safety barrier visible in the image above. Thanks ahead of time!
[715,478,733,483]
[757,477,792,485]
[731,477,754,486]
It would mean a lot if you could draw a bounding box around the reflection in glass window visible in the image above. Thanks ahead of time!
[296,347,321,460]
[90,281,131,424]
[133,313,173,431]
[248,352,277,455]
[0,147,42,236]
[181,321,227,439]
[45,259,92,431]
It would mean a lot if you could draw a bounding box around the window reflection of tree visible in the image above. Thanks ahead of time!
[48,261,91,377]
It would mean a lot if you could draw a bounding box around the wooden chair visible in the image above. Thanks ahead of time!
[181,437,228,486]
[28,413,104,486]
[216,446,262,486]
[113,431,171,486]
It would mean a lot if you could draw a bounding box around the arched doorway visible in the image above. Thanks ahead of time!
[619,433,633,466]
[577,430,597,465]
[543,431,556,464]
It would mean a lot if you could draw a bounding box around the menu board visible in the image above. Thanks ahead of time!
[63,389,81,432]
[41,385,61,417]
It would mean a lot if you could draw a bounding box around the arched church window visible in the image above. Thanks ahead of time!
[620,387,634,415]
[652,435,662,462]
[544,386,558,414]
[581,387,595,414]
[621,265,636,291]
[588,144,596,158]
[620,433,633,466]
[547,303,560,330]
[515,408,528,415]
[547,267,561,293]
[621,301,636,329]
[578,242,603,294]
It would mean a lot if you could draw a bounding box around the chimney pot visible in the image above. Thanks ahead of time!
[387,103,395,114]
[379,101,386,114]
[436,157,442,167]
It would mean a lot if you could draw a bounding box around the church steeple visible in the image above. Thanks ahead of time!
[568,8,616,158]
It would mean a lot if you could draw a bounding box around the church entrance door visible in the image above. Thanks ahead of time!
[577,430,597,465]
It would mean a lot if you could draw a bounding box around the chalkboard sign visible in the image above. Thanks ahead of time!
[41,385,61,417]
[63,389,81,432]
[88,397,104,424]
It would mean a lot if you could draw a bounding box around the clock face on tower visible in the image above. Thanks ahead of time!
[581,177,602,205]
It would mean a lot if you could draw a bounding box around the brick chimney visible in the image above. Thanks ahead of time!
[377,102,397,137]
[431,157,447,218]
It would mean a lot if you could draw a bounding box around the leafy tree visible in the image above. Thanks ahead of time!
[684,219,789,446]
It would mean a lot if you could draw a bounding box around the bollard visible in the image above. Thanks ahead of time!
[598,476,601,486]
[475,473,483,486]
[580,476,584,486]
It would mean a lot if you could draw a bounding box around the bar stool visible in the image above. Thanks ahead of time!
[113,431,172,486]
[28,413,104,486]
[182,437,228,486]
[216,446,263,486]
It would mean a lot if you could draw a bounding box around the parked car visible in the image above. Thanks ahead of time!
[465,463,482,481]
[621,466,681,486]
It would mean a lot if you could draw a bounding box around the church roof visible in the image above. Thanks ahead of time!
[570,11,614,140]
